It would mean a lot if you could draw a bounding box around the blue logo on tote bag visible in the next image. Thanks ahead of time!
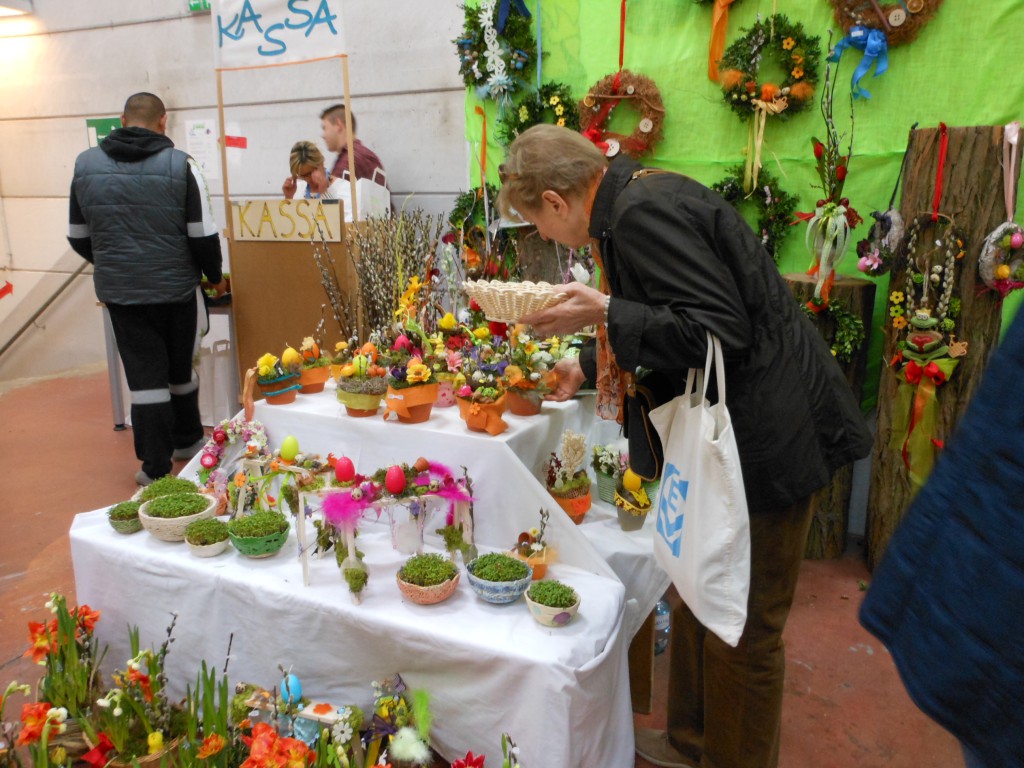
[656,464,688,557]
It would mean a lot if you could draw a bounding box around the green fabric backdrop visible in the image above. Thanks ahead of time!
[462,0,1024,409]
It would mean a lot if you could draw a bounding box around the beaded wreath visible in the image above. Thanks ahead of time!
[497,82,581,146]
[454,0,537,104]
[578,70,665,159]
[893,215,966,335]
[718,15,822,121]
[829,0,945,47]
[711,165,798,262]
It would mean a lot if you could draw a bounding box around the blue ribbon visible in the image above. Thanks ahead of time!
[497,0,531,34]
[829,26,889,100]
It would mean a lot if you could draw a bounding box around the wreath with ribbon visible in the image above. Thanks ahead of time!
[711,165,797,262]
[497,82,581,146]
[829,0,945,48]
[454,0,537,105]
[447,185,519,280]
[579,70,665,159]
[718,15,822,121]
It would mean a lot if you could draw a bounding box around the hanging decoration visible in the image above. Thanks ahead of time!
[718,15,821,192]
[828,25,888,99]
[794,43,861,311]
[497,82,581,146]
[829,0,945,48]
[694,0,746,82]
[578,0,665,159]
[710,165,798,262]
[447,185,519,281]
[579,70,665,158]
[888,122,969,488]
[454,0,537,109]
[857,122,918,277]
[978,121,1024,299]
[800,299,866,364]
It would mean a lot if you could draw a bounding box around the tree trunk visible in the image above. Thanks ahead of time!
[514,227,570,284]
[866,124,1022,570]
[785,273,875,558]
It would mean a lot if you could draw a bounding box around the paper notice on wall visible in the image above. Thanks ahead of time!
[186,119,220,181]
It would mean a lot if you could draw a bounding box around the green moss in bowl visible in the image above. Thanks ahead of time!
[227,511,290,538]
[145,493,211,519]
[398,553,458,587]
[184,517,230,546]
[139,476,199,502]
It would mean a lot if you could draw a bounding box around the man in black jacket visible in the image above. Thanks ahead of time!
[68,92,227,486]
[501,125,872,768]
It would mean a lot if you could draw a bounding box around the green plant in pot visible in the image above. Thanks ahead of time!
[227,510,290,558]
[466,552,531,604]
[108,500,142,534]
[138,491,216,542]
[525,579,581,627]
[396,553,460,605]
[137,475,198,502]
[184,517,230,558]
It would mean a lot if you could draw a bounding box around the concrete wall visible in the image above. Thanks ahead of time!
[0,0,467,382]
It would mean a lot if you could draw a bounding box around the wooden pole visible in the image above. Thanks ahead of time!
[785,274,875,558]
[216,70,233,236]
[341,55,358,222]
[866,124,1023,570]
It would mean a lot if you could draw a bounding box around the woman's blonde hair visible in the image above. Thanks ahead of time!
[289,140,325,176]
[496,124,607,218]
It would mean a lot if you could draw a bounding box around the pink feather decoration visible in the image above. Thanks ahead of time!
[323,486,375,530]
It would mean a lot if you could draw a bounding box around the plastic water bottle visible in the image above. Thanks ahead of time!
[654,599,671,655]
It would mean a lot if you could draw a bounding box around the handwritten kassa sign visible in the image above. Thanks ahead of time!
[211,0,346,69]
[231,199,343,242]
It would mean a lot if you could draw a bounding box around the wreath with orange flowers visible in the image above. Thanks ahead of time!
[578,70,665,159]
[718,15,822,121]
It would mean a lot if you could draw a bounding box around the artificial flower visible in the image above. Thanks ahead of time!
[473,327,491,340]
[438,312,457,331]
[555,104,564,116]
[782,37,795,50]
[127,667,153,702]
[548,95,559,106]
[452,751,486,768]
[792,67,805,79]
[518,105,529,121]
[504,365,524,387]
[257,353,279,378]
[892,316,908,330]
[25,621,55,664]
[312,703,333,715]
[889,291,905,304]
[75,604,101,633]
[889,305,904,318]
[557,118,565,127]
[17,702,52,746]
[197,733,226,759]
[406,359,432,384]
[335,340,349,353]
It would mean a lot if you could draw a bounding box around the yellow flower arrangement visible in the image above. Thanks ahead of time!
[438,312,457,331]
[257,354,279,378]
[405,359,433,384]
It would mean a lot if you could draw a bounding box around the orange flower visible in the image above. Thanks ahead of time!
[503,365,524,387]
[744,80,757,94]
[127,667,153,702]
[74,605,101,634]
[463,246,482,270]
[312,703,333,715]
[789,82,815,101]
[270,460,280,471]
[892,316,908,330]
[197,733,227,759]
[25,621,55,664]
[760,83,780,102]
[718,69,745,91]
[278,737,313,768]
[235,472,246,488]
[782,37,795,50]
[791,67,805,79]
[17,702,51,746]
[792,53,804,65]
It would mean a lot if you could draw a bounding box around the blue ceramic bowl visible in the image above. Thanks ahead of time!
[466,557,533,604]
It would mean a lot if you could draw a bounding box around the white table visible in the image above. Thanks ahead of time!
[70,386,667,766]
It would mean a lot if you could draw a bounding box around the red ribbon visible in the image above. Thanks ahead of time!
[932,122,948,222]
[474,106,487,180]
[615,0,627,90]
[82,732,115,768]
[904,360,947,386]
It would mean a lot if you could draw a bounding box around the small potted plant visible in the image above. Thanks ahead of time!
[396,552,461,605]
[383,349,439,424]
[298,335,331,394]
[227,510,290,558]
[524,579,581,627]
[465,552,532,604]
[455,348,508,434]
[546,430,592,524]
[254,350,301,405]
[422,330,463,407]
[510,508,555,580]
[184,517,231,557]
[615,467,654,532]
[591,444,626,504]
[133,474,199,502]
[501,330,556,416]
[107,500,142,534]
[138,492,217,542]
[335,339,390,417]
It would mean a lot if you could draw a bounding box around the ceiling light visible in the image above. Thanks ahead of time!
[0,0,32,16]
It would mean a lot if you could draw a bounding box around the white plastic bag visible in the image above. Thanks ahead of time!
[650,331,751,646]
[336,168,391,221]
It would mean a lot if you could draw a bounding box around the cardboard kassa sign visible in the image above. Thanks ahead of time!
[231,199,342,242]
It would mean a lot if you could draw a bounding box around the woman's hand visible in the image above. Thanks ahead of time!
[545,357,585,402]
[519,282,606,337]
[282,176,297,199]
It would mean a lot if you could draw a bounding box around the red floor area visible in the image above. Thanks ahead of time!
[0,370,962,767]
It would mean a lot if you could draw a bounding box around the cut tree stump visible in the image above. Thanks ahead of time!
[785,273,875,558]
[866,124,1022,570]
[514,227,571,284]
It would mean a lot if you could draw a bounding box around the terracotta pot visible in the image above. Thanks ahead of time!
[299,365,330,394]
[336,388,384,417]
[257,373,300,404]
[511,548,553,580]
[550,488,592,524]
[384,383,439,424]
[457,395,508,435]
[506,388,543,416]
[395,571,460,605]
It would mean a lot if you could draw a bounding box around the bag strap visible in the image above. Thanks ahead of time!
[706,331,726,407]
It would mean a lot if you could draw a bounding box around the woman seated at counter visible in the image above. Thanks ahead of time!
[281,140,345,200]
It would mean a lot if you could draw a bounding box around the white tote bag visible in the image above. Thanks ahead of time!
[649,331,751,647]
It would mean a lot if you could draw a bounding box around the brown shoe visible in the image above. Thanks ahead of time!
[634,729,699,768]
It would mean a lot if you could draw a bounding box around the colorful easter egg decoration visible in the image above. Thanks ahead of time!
[280,674,302,704]
[335,456,356,483]
[279,435,300,462]
[385,465,408,495]
[622,468,643,493]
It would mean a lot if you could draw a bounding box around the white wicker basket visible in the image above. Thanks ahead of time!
[138,494,217,542]
[462,279,567,323]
